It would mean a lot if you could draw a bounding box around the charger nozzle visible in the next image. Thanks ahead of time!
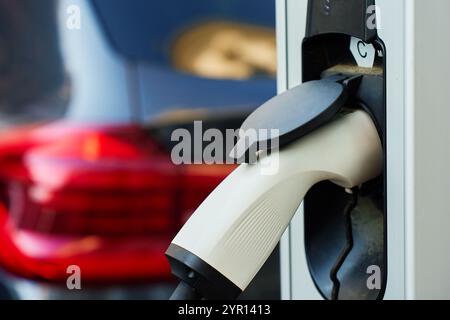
[167,110,382,299]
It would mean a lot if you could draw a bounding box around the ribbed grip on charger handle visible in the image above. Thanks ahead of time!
[169,110,383,294]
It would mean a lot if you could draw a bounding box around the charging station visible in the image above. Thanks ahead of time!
[278,0,450,300]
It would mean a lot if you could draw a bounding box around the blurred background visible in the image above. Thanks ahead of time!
[0,0,278,299]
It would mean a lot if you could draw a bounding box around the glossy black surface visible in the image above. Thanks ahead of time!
[235,79,347,160]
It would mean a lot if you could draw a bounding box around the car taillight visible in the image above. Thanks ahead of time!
[0,122,234,284]
[19,130,178,236]
[4,125,179,235]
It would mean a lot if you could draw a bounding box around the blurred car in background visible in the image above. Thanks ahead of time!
[0,0,278,299]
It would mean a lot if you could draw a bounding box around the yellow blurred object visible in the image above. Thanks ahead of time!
[172,21,276,80]
[57,236,103,257]
[83,134,101,162]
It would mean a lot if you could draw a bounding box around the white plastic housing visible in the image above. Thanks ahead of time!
[172,110,382,290]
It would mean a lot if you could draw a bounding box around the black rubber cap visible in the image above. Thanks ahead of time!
[232,79,347,162]
[166,244,242,300]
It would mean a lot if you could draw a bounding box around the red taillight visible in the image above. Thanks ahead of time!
[8,126,178,236]
[0,122,235,284]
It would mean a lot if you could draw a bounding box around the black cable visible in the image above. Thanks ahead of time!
[170,281,202,300]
